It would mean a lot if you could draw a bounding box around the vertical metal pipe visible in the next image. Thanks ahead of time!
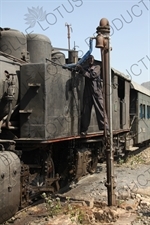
[104,38,109,116]
[96,18,116,206]
[107,36,116,206]
[101,49,106,135]
[65,23,72,50]
[104,37,113,206]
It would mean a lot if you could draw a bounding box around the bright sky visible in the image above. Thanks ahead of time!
[0,0,150,84]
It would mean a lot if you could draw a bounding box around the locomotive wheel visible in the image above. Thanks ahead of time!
[88,156,98,174]
[45,154,55,178]
[31,151,55,186]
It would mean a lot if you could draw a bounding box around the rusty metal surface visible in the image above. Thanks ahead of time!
[27,33,52,63]
[96,18,116,206]
[0,56,19,121]
[0,29,27,59]
[15,129,129,144]
[0,151,21,224]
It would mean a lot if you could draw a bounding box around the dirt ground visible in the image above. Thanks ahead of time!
[3,146,150,225]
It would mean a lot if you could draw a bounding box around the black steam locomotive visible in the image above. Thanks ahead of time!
[0,28,150,223]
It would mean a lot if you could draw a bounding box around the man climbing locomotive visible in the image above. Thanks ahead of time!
[76,55,109,135]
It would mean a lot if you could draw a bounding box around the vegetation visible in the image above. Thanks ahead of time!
[41,193,88,224]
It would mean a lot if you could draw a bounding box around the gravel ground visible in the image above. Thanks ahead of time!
[3,147,150,225]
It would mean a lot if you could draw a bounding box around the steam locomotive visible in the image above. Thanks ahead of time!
[0,28,150,223]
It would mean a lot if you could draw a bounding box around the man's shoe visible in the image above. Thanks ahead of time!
[106,129,110,136]
[81,131,87,136]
